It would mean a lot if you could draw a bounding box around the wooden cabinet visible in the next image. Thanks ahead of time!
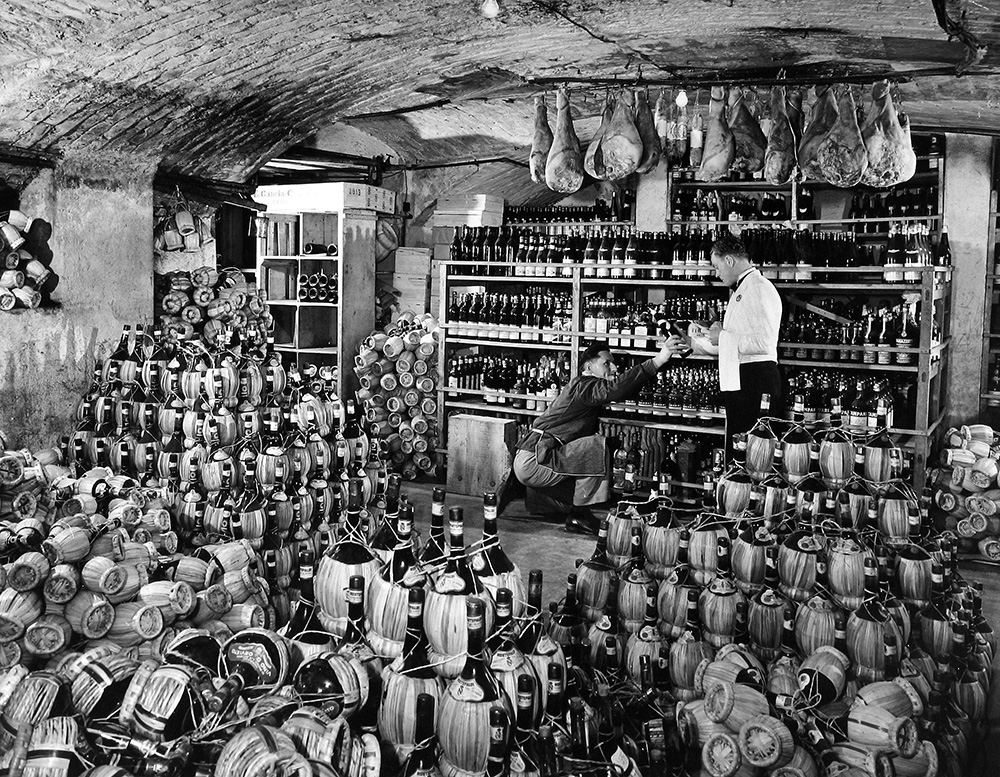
[255,207,376,400]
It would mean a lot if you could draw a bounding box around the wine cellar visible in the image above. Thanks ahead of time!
[3,3,1000,777]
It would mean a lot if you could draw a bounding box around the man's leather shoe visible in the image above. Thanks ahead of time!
[564,510,600,536]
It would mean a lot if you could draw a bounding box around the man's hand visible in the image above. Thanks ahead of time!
[708,321,722,347]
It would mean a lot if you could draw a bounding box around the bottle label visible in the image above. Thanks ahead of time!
[484,506,498,521]
[397,518,412,535]
[347,588,363,605]
[434,572,465,594]
[639,625,658,642]
[492,648,518,671]
[450,676,486,702]
[472,553,487,572]
[300,565,315,581]
[535,634,559,656]
[408,601,422,618]
[228,641,276,681]
[509,752,526,774]
[467,612,483,631]
[596,615,613,631]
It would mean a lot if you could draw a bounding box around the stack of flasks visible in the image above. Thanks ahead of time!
[0,317,993,777]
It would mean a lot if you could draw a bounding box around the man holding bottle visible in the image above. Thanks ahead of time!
[706,231,783,459]
[513,337,686,534]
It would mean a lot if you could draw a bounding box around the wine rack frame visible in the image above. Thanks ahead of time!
[436,258,950,492]
[255,208,377,400]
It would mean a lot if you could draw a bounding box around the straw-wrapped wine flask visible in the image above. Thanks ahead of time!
[281,706,349,765]
[41,527,95,565]
[797,645,849,708]
[23,614,73,659]
[81,557,128,597]
[738,714,796,768]
[64,591,114,640]
[159,555,210,591]
[218,602,267,632]
[7,551,50,592]
[890,740,939,777]
[676,699,729,751]
[704,680,769,734]
[0,670,69,750]
[70,652,139,719]
[138,581,196,620]
[793,595,838,657]
[108,602,164,647]
[188,584,234,625]
[769,745,820,777]
[217,566,258,604]
[830,741,896,777]
[701,730,745,777]
[22,715,90,777]
[130,663,206,743]
[846,704,919,757]
[0,588,44,643]
[105,563,149,606]
[214,725,311,777]
[851,680,923,720]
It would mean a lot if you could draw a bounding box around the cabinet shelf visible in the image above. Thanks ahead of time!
[505,220,635,228]
[447,335,573,351]
[267,300,339,308]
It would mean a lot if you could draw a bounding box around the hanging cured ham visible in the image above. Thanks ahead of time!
[698,86,735,182]
[529,96,554,185]
[728,89,767,174]
[654,91,670,159]
[786,88,804,146]
[763,86,796,186]
[544,88,585,194]
[598,90,643,181]
[634,89,661,174]
[816,87,868,187]
[860,80,917,187]
[797,86,839,182]
[585,96,614,180]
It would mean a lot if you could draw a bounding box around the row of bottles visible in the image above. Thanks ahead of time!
[448,222,949,283]
[582,296,725,342]
[447,292,573,341]
[784,370,918,431]
[739,222,949,282]
[780,300,925,364]
[296,269,338,303]
[503,190,634,224]
[604,362,722,422]
[670,188,790,223]
[848,188,940,232]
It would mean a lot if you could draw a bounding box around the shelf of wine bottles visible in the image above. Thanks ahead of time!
[504,191,635,225]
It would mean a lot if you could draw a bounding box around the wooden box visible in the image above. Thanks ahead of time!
[446,415,516,496]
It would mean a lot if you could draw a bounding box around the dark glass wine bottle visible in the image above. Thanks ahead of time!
[400,692,442,777]
[419,487,448,571]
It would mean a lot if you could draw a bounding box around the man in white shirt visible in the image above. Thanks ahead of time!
[708,232,783,459]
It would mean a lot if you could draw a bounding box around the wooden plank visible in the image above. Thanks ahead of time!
[301,212,339,251]
[446,414,516,497]
[338,209,377,400]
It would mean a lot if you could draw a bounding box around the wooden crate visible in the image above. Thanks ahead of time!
[446,414,516,497]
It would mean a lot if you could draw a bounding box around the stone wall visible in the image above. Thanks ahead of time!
[0,155,155,449]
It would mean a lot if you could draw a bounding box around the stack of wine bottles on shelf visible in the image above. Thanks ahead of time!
[671,187,791,223]
[355,312,440,480]
[155,265,272,346]
[740,222,947,282]
[448,221,949,283]
[447,291,573,341]
[504,191,634,225]
[781,299,928,365]
[784,370,918,433]
[583,297,725,345]
[446,354,570,412]
[928,423,1000,561]
[603,423,716,495]
[297,267,339,303]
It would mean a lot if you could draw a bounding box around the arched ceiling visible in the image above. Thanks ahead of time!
[2,0,999,190]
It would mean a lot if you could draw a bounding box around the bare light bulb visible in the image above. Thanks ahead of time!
[675,89,689,109]
[481,0,500,18]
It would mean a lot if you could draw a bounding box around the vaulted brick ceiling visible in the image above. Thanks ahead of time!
[3,0,999,187]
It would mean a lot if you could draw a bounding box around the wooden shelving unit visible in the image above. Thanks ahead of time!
[255,208,376,400]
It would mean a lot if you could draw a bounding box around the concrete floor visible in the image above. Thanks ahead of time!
[401,480,1000,776]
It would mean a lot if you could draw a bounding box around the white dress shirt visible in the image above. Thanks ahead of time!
[718,267,782,392]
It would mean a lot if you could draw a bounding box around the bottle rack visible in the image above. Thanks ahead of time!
[437,258,950,492]
[256,209,376,400]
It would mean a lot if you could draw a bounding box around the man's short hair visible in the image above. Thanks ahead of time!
[581,340,611,366]
[712,231,749,261]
